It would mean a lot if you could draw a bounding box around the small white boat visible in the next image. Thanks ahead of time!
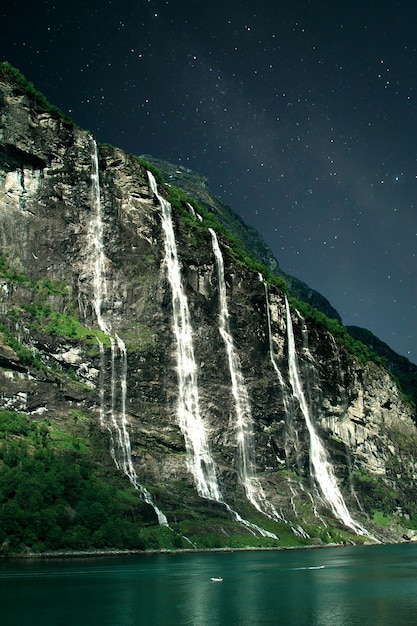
[210,577,223,582]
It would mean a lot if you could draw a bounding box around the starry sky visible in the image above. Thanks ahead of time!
[1,0,416,363]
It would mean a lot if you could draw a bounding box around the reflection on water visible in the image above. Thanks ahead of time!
[1,544,417,625]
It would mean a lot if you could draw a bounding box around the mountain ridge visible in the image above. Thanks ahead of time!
[1,61,417,554]
[140,153,417,407]
[141,154,342,323]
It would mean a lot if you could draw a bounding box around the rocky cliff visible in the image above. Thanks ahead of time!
[1,63,417,553]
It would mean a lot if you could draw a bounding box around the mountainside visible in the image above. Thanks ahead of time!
[143,155,417,405]
[142,154,342,323]
[347,325,417,408]
[1,63,417,554]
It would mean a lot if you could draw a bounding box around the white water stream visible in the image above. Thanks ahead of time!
[260,276,312,537]
[147,176,277,538]
[86,141,167,525]
[284,296,368,536]
[147,171,222,502]
[260,278,301,467]
[210,230,281,532]
[260,276,290,409]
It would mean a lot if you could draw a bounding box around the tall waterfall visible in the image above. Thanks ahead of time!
[147,171,222,502]
[210,230,281,527]
[260,276,302,470]
[148,177,277,539]
[259,276,289,406]
[284,296,368,536]
[89,141,110,334]
[260,276,312,537]
[86,141,168,525]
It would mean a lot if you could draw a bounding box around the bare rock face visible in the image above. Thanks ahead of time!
[1,66,417,547]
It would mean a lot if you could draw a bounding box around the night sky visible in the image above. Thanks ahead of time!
[1,0,416,363]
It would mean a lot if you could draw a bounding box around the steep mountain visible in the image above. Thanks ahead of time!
[1,62,417,554]
[141,155,342,323]
[347,325,417,408]
[141,158,416,418]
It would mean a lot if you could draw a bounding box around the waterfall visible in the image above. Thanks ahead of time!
[210,230,281,528]
[89,142,109,334]
[148,177,277,539]
[284,296,368,536]
[86,140,168,526]
[260,276,313,536]
[261,279,301,468]
[260,275,291,410]
[147,171,222,502]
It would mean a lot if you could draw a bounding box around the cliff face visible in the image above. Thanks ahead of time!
[1,65,417,551]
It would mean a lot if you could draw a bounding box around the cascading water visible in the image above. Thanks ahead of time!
[260,275,294,423]
[210,230,281,529]
[261,279,302,469]
[284,295,368,536]
[86,140,168,525]
[88,141,110,334]
[147,171,221,502]
[148,176,277,539]
[260,275,312,537]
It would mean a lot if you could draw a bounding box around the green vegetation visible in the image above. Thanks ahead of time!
[0,255,67,296]
[0,256,28,284]
[387,426,417,457]
[288,296,389,367]
[0,409,333,553]
[0,61,76,127]
[372,510,391,527]
[0,323,42,369]
[23,302,110,349]
[0,410,173,554]
[0,256,111,364]
[131,154,165,187]
[351,469,397,516]
[162,179,287,292]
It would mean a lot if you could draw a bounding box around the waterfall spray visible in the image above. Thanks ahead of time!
[259,275,291,410]
[89,141,109,334]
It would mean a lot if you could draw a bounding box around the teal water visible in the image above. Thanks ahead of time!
[1,543,417,625]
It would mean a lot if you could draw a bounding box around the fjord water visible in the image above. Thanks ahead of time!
[1,544,417,626]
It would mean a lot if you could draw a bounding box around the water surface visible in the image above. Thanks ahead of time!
[1,543,417,625]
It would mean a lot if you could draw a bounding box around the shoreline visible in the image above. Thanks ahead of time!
[1,539,384,560]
